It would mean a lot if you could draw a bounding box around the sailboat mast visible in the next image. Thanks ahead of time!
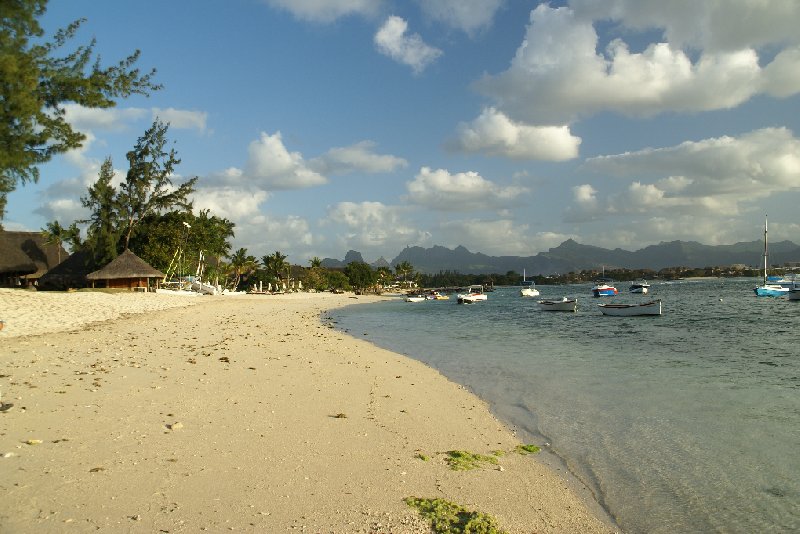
[763,215,768,285]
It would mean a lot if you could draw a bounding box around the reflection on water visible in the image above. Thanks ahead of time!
[332,280,800,533]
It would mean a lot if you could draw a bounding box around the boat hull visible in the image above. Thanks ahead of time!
[599,299,662,316]
[753,285,789,297]
[538,298,577,312]
[788,289,800,301]
[592,285,619,297]
[457,294,487,304]
[520,287,540,297]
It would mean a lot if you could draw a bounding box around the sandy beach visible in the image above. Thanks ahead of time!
[0,289,616,533]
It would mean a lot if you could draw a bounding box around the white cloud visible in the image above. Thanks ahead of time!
[568,127,800,222]
[450,107,581,160]
[569,0,800,52]
[152,108,208,132]
[374,16,442,74]
[416,0,504,34]
[406,167,528,211]
[264,0,380,23]
[473,4,800,123]
[63,104,208,134]
[309,141,407,175]
[242,131,327,190]
[63,104,148,132]
[235,214,316,263]
[191,187,269,220]
[436,218,570,256]
[324,201,425,252]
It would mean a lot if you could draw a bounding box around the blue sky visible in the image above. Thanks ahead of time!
[6,0,800,265]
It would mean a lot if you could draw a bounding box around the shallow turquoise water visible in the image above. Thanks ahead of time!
[331,280,800,533]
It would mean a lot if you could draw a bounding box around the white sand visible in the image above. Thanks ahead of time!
[0,289,617,533]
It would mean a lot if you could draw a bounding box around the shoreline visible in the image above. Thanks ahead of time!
[0,289,617,532]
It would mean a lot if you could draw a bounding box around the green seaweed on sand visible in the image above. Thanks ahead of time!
[445,450,499,471]
[404,497,508,534]
[515,444,541,455]
[416,453,430,461]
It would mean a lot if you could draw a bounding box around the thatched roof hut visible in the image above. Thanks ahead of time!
[86,249,165,290]
[37,250,94,290]
[0,231,68,287]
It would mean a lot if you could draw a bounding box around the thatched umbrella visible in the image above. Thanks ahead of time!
[86,249,165,290]
[0,232,38,286]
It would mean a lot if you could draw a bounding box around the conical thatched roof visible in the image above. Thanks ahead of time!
[0,232,37,274]
[86,249,165,280]
[38,250,93,290]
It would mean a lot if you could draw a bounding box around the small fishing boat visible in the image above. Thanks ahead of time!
[520,286,540,297]
[592,266,618,297]
[457,285,487,304]
[629,280,650,294]
[538,297,577,312]
[599,299,662,316]
[754,216,789,297]
[404,294,426,303]
[592,283,618,297]
[426,290,449,300]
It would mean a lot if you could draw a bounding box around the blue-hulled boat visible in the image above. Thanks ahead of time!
[754,216,789,297]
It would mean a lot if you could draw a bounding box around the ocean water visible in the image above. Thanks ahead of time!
[330,279,800,533]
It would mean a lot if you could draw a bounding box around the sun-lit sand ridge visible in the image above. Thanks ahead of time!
[0,289,616,533]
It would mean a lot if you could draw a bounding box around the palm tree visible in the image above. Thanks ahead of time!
[228,248,258,290]
[395,261,414,287]
[41,220,79,264]
[309,256,322,268]
[263,251,288,282]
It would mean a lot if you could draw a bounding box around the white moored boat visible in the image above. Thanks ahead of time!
[457,285,487,304]
[538,297,577,312]
[599,299,662,316]
[405,294,427,303]
[629,281,650,294]
[520,286,540,297]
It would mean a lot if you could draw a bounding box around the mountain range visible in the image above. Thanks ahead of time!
[321,239,800,275]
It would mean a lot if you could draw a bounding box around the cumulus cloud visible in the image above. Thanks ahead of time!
[449,107,581,160]
[415,0,504,34]
[191,187,269,220]
[436,219,571,256]
[324,201,426,252]
[263,0,380,23]
[569,0,800,52]
[406,167,528,211]
[374,16,442,74]
[238,131,327,190]
[235,214,316,262]
[309,141,407,175]
[473,4,800,124]
[567,127,800,222]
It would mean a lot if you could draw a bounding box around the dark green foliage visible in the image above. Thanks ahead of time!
[404,497,507,534]
[0,0,160,219]
[344,261,377,292]
[118,119,197,248]
[126,209,235,275]
[80,157,120,269]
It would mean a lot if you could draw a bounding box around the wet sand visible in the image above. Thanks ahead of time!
[0,289,616,532]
